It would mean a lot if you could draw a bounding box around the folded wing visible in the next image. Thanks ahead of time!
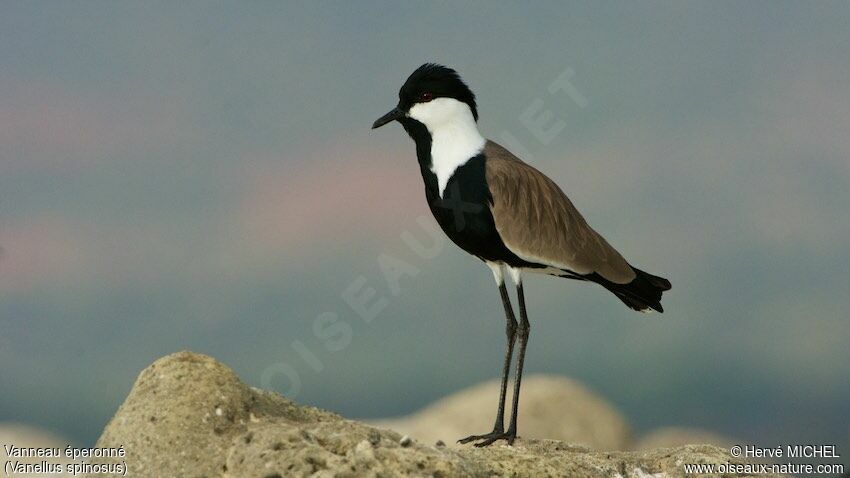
[484,140,636,284]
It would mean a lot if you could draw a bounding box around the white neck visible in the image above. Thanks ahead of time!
[408,98,485,198]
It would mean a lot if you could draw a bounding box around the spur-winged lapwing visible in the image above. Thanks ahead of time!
[372,64,671,447]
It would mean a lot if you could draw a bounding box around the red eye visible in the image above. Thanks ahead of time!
[419,92,434,102]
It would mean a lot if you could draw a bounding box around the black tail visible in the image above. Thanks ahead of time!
[585,267,671,313]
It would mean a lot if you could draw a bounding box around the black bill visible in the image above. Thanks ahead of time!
[371,107,404,129]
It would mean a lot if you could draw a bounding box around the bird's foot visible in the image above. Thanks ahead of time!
[457,429,516,447]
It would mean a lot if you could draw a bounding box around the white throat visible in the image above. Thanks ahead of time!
[408,98,485,198]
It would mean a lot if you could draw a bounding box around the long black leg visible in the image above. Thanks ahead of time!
[458,281,518,445]
[506,281,530,440]
[493,283,518,431]
[465,280,530,447]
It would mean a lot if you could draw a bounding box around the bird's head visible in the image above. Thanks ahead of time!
[372,63,478,131]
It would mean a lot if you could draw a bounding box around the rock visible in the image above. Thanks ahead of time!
[370,375,631,450]
[636,427,737,450]
[0,423,74,477]
[89,351,780,477]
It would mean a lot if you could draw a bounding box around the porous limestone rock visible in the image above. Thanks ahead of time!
[88,352,781,478]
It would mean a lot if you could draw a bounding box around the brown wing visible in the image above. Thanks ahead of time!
[484,140,636,284]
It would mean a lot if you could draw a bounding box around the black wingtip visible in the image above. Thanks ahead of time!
[581,268,670,314]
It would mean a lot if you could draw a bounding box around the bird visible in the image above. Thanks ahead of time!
[371,63,671,447]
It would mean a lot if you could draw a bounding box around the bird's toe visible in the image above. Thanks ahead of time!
[458,430,516,447]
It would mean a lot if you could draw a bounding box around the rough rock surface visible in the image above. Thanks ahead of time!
[370,375,631,450]
[89,351,780,477]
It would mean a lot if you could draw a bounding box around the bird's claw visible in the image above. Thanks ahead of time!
[457,430,516,447]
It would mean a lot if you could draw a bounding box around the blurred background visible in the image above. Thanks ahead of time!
[1,1,848,453]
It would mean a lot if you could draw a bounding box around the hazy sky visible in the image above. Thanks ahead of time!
[1,2,849,449]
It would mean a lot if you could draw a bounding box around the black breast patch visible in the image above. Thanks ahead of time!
[423,154,541,268]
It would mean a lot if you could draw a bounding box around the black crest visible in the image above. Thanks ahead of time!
[398,63,478,120]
